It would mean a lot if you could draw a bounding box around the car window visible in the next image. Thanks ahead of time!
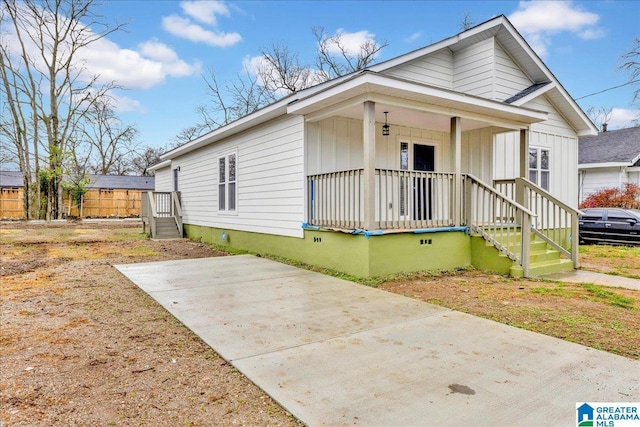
[581,209,604,221]
[607,209,634,222]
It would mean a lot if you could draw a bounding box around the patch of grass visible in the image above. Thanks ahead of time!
[208,243,252,256]
[581,283,635,309]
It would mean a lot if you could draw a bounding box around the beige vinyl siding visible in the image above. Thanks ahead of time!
[494,41,532,101]
[154,166,173,192]
[494,129,579,206]
[306,117,450,174]
[383,49,453,89]
[523,96,576,136]
[453,37,495,98]
[175,115,305,238]
[461,128,493,183]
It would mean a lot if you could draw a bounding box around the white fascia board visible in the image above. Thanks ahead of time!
[497,19,598,136]
[288,72,548,123]
[578,162,630,169]
[160,101,289,161]
[149,159,171,172]
[509,83,554,107]
[369,16,507,73]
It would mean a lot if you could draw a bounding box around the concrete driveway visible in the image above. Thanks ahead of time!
[115,255,639,426]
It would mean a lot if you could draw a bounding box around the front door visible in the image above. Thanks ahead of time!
[413,144,435,221]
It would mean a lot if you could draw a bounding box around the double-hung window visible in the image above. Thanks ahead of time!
[529,147,550,191]
[218,152,237,212]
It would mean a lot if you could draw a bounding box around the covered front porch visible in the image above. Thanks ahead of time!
[295,75,580,277]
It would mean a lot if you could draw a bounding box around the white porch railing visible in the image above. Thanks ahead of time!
[465,175,537,275]
[141,191,183,237]
[494,178,581,269]
[307,169,457,230]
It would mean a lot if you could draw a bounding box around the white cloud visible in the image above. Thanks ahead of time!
[138,39,202,77]
[325,29,378,56]
[404,31,423,43]
[180,0,230,25]
[162,14,241,47]
[79,37,200,90]
[608,108,640,129]
[108,94,146,114]
[509,1,603,57]
[3,4,200,91]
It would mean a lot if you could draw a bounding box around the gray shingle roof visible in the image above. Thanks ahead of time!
[0,172,154,190]
[579,126,640,165]
[503,81,552,104]
[0,170,24,187]
[87,174,155,190]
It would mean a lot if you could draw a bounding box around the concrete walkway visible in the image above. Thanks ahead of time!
[116,255,639,427]
[545,269,640,291]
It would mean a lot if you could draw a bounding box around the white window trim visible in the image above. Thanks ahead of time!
[529,146,551,191]
[397,136,440,171]
[217,150,238,215]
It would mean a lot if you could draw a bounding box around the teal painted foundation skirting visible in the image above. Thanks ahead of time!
[184,224,484,278]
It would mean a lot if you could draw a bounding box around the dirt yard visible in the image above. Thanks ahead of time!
[1,222,639,426]
[0,221,300,427]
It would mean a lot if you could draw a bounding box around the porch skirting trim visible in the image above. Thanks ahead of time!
[301,223,468,238]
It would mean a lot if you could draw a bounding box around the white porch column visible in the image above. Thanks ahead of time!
[517,129,529,208]
[450,116,462,226]
[363,101,376,230]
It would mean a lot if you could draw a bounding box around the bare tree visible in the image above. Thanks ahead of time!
[620,37,640,107]
[259,43,319,93]
[313,27,387,81]
[174,65,275,144]
[129,145,165,176]
[586,106,613,131]
[81,98,139,175]
[460,12,475,31]
[176,29,387,143]
[0,0,124,219]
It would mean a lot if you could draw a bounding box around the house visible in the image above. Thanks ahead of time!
[149,15,597,278]
[0,171,154,218]
[578,125,640,203]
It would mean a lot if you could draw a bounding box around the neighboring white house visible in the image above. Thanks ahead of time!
[579,125,640,203]
[149,15,597,278]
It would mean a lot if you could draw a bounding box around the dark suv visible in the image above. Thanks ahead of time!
[579,208,640,246]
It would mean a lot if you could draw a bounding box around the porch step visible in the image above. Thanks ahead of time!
[481,230,574,278]
[510,258,574,278]
[154,217,181,239]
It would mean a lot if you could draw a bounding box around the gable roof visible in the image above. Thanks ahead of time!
[371,15,596,137]
[0,172,155,190]
[579,126,640,167]
[161,15,596,161]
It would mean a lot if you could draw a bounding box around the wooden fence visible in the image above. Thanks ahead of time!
[0,188,145,219]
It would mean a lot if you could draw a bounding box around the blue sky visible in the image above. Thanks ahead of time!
[91,0,639,149]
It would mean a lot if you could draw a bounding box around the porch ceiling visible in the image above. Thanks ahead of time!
[287,72,548,133]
